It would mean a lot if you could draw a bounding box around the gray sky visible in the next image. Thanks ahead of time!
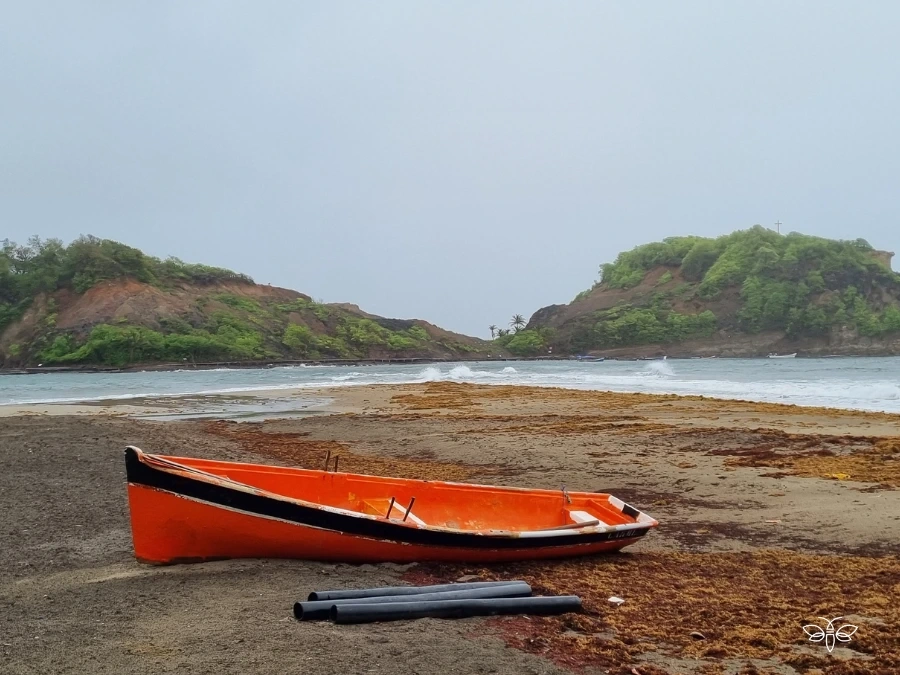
[3,2,899,337]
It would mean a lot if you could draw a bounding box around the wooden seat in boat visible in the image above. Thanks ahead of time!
[360,498,427,526]
[567,509,606,526]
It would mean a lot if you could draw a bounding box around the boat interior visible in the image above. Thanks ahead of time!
[140,452,643,533]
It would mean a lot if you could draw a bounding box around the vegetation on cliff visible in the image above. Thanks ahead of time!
[1,236,490,367]
[1,236,249,330]
[486,314,554,356]
[530,226,900,353]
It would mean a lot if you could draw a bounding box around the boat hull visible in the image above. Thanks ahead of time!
[127,483,647,564]
[124,447,655,565]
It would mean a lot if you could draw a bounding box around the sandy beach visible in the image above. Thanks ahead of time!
[2,382,899,674]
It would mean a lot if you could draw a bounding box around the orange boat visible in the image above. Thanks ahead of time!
[124,447,658,565]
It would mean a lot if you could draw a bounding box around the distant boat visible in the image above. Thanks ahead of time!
[767,353,797,359]
[574,355,605,362]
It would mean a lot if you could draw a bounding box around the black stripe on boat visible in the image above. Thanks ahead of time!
[125,449,649,550]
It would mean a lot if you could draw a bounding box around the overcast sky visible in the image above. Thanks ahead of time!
[3,2,899,337]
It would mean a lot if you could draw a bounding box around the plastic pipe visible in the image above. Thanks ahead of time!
[295,582,532,621]
[308,580,524,602]
[330,595,582,624]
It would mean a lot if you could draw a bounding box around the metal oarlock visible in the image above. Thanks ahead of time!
[402,497,416,522]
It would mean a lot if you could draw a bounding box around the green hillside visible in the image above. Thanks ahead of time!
[525,226,900,355]
[0,236,494,367]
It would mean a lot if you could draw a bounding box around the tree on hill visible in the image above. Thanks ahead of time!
[2,235,252,329]
[598,226,895,295]
[510,314,526,332]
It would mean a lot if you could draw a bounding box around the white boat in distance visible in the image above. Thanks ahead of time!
[767,353,797,359]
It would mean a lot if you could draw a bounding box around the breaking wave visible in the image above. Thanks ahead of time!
[642,361,675,377]
[4,357,900,413]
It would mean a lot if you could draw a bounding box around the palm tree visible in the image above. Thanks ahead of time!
[510,314,526,333]
[488,324,498,339]
[497,328,509,337]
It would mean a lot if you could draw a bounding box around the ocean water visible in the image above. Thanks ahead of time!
[1,357,900,414]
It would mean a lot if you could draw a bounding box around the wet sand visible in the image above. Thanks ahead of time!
[2,383,898,674]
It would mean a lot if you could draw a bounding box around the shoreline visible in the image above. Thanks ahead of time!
[3,352,899,376]
[0,355,519,376]
[3,382,900,430]
[4,355,900,417]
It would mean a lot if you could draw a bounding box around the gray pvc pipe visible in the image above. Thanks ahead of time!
[330,595,583,624]
[295,581,532,620]
[308,580,524,602]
